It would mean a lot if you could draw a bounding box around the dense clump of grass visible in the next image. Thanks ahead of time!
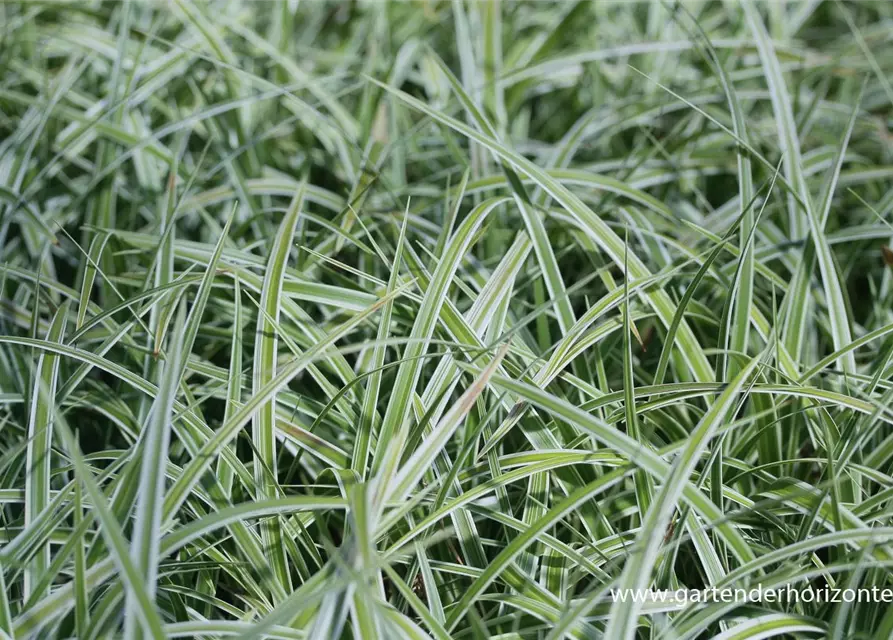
[2,0,893,637]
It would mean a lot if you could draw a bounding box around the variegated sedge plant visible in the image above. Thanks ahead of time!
[2,1,893,638]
